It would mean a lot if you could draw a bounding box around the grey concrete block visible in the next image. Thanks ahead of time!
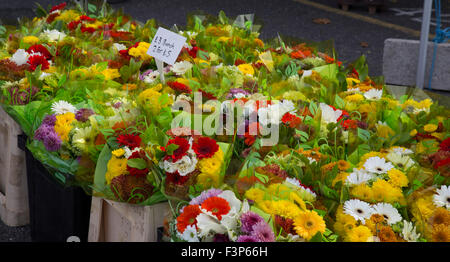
[383,38,450,91]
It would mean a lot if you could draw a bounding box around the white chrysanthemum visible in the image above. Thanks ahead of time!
[401,220,420,242]
[345,168,376,186]
[173,154,198,176]
[363,89,383,100]
[51,100,76,115]
[142,70,160,84]
[372,203,402,225]
[389,146,413,156]
[113,43,127,52]
[433,185,450,209]
[319,103,342,124]
[179,225,200,242]
[71,126,94,153]
[41,29,66,42]
[386,152,414,170]
[285,177,301,188]
[170,61,193,75]
[343,199,374,224]
[363,156,394,174]
[10,49,29,66]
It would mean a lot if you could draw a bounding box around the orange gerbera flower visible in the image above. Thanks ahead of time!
[201,196,231,220]
[176,205,202,234]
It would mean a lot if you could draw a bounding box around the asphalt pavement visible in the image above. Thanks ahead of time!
[0,0,449,242]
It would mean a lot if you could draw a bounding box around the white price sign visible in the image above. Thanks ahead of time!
[147,27,186,65]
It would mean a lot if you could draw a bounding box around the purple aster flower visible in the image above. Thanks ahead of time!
[189,188,223,205]
[42,114,56,126]
[43,131,62,151]
[237,235,259,242]
[213,234,230,242]
[34,124,55,141]
[250,221,275,242]
[226,88,250,99]
[75,108,94,122]
[240,211,265,234]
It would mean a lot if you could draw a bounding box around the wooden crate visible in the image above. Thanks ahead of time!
[0,107,29,226]
[88,196,170,242]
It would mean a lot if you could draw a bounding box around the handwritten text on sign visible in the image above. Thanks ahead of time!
[147,27,186,65]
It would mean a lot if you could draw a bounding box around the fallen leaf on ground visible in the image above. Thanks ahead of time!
[312,18,331,24]
[360,42,369,48]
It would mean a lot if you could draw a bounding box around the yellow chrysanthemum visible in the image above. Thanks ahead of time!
[138,84,173,115]
[197,148,223,175]
[345,226,373,242]
[101,68,120,80]
[332,172,349,187]
[270,200,304,219]
[424,124,438,133]
[54,112,75,141]
[387,169,409,188]
[55,10,80,22]
[128,42,151,60]
[293,210,326,240]
[105,157,128,184]
[351,184,373,202]
[23,36,40,45]
[245,188,265,203]
[371,179,405,204]
[112,148,125,158]
[345,93,364,103]
[237,63,254,75]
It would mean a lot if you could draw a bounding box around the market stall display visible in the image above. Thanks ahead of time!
[0,2,448,242]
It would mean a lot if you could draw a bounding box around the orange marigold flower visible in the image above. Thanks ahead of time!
[176,205,202,234]
[201,196,230,220]
[431,224,450,242]
[370,214,385,224]
[337,160,351,171]
[378,226,398,242]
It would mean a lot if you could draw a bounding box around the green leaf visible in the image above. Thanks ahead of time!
[127,158,147,170]
[165,143,179,155]
[93,144,112,190]
[334,95,345,109]
[357,128,371,142]
[309,232,323,242]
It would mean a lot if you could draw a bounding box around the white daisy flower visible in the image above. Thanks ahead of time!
[401,220,420,242]
[179,224,199,242]
[343,199,374,224]
[113,43,127,52]
[173,153,198,176]
[51,100,76,115]
[433,185,450,209]
[363,89,383,100]
[363,156,394,174]
[345,168,376,186]
[143,70,160,84]
[319,103,342,124]
[389,146,413,156]
[41,29,66,42]
[170,61,193,75]
[372,203,402,225]
[10,49,30,66]
[386,152,414,170]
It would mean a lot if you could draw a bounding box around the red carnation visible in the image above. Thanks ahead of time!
[68,20,82,30]
[167,81,192,94]
[163,137,190,162]
[27,44,52,60]
[188,46,199,58]
[193,137,219,159]
[117,134,142,149]
[127,151,149,176]
[341,119,358,130]
[27,54,49,71]
[46,12,60,23]
[49,2,66,13]
[166,171,190,185]
[440,138,450,152]
[281,113,301,128]
[199,89,217,100]
[79,15,96,22]
[81,25,96,34]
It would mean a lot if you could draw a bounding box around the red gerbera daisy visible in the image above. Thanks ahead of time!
[163,137,190,162]
[27,54,49,71]
[117,134,142,149]
[167,81,192,94]
[27,44,52,60]
[193,137,219,159]
[166,171,190,185]
[440,138,450,152]
[281,113,302,128]
[126,151,149,177]
[68,20,82,30]
[201,196,231,220]
[176,204,202,233]
[199,89,217,100]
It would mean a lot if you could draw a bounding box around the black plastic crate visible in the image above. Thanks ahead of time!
[18,134,92,242]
